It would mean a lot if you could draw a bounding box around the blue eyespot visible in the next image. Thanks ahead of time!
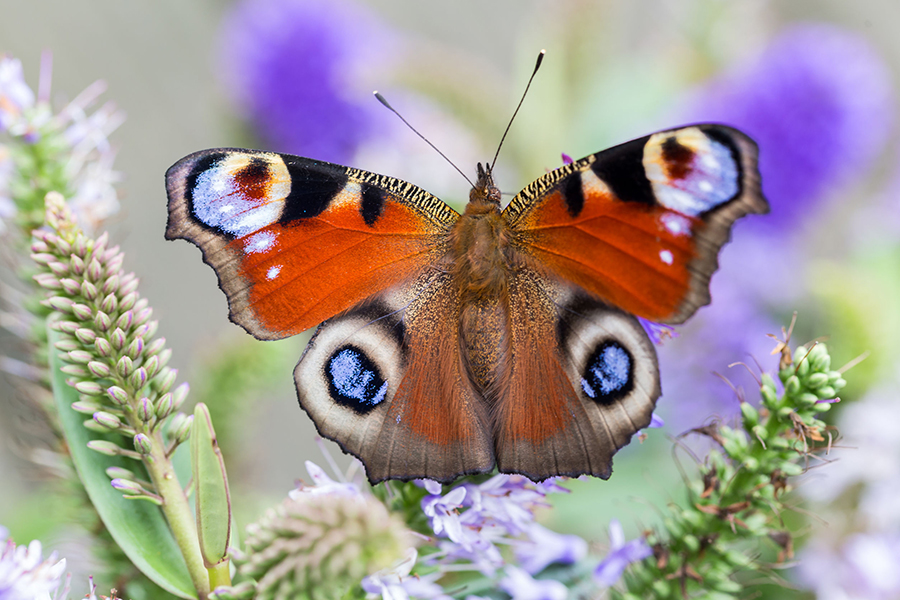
[581,341,633,404]
[327,346,387,413]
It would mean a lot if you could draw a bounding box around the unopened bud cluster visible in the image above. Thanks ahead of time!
[217,493,412,600]
[33,193,190,501]
[625,341,846,600]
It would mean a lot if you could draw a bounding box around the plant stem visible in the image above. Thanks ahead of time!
[145,428,210,599]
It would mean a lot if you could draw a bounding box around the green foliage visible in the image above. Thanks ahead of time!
[620,341,845,599]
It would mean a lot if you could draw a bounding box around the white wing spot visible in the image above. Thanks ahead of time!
[660,213,691,236]
[244,231,277,254]
[266,265,282,280]
[659,249,674,265]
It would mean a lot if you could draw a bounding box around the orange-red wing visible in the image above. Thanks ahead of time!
[294,271,494,484]
[493,270,660,481]
[166,149,459,339]
[503,125,768,324]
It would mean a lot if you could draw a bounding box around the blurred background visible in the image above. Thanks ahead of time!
[2,0,899,597]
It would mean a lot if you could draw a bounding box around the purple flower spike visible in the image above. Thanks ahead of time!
[289,460,361,499]
[219,0,393,165]
[422,486,467,543]
[593,519,652,586]
[683,23,894,231]
[515,522,588,574]
[499,565,568,600]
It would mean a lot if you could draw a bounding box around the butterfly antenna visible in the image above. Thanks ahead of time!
[374,91,475,188]
[489,49,545,173]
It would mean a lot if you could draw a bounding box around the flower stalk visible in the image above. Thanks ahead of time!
[617,338,846,599]
[35,192,210,598]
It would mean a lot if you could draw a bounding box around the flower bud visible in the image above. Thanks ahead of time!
[71,303,93,321]
[120,291,138,311]
[70,255,85,276]
[143,355,160,377]
[130,367,148,389]
[106,385,130,406]
[100,293,117,314]
[126,338,144,360]
[172,415,193,445]
[73,234,88,257]
[110,328,126,350]
[157,348,173,369]
[93,411,123,430]
[105,466,136,480]
[120,275,140,295]
[75,380,104,396]
[134,307,153,326]
[54,339,79,352]
[87,258,103,282]
[81,280,99,301]
[93,232,109,255]
[144,337,165,357]
[47,296,75,312]
[75,328,97,344]
[138,397,155,423]
[33,273,62,290]
[84,419,109,433]
[87,360,112,378]
[116,311,134,331]
[94,311,112,331]
[116,356,134,378]
[155,367,177,394]
[111,478,146,494]
[87,440,121,456]
[48,261,69,276]
[156,393,174,420]
[172,382,189,410]
[60,364,88,376]
[31,252,55,265]
[133,433,153,455]
[54,320,80,334]
[66,350,93,364]
[101,274,120,295]
[94,337,113,357]
[71,400,102,414]
[59,278,81,295]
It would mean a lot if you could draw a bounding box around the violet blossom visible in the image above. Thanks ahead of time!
[218,0,394,165]
[0,527,68,600]
[593,519,652,587]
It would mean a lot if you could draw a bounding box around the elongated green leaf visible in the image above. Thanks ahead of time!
[49,323,196,598]
[191,402,231,566]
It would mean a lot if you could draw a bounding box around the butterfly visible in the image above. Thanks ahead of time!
[165,124,767,484]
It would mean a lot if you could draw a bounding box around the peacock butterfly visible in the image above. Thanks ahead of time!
[165,122,767,484]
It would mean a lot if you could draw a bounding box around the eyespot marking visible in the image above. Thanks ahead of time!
[581,341,633,405]
[644,128,740,216]
[190,153,289,237]
[327,345,388,414]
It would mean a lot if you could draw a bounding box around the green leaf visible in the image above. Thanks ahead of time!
[49,322,197,598]
[191,402,232,567]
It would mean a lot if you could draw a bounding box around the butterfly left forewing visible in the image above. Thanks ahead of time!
[166,148,459,340]
[493,269,659,480]
[503,124,767,324]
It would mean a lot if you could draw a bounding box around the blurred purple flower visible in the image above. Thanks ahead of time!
[362,549,451,600]
[0,57,35,134]
[799,533,900,600]
[289,460,362,499]
[593,519,651,587]
[682,23,893,232]
[514,523,587,575]
[219,0,394,164]
[0,528,68,600]
[422,486,467,543]
[499,566,568,600]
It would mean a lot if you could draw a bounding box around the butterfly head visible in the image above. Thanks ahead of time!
[469,162,502,210]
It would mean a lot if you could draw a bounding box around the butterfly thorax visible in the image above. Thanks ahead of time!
[450,164,517,396]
